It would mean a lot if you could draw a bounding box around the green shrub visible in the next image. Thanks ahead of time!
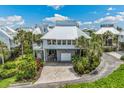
[72,57,90,75]
[2,62,17,69]
[91,55,100,70]
[72,55,100,75]
[16,58,37,81]
[120,55,124,61]
[0,69,17,79]
[103,47,117,52]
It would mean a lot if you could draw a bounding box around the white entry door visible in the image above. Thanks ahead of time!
[61,53,71,61]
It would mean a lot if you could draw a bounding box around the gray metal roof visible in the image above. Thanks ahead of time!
[42,26,90,40]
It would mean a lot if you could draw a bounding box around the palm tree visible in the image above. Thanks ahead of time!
[0,41,8,64]
[103,31,113,46]
[88,33,103,61]
[14,30,25,58]
[76,36,89,56]
[33,34,42,44]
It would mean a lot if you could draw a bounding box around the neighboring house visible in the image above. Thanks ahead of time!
[35,25,90,62]
[33,24,49,35]
[118,31,124,43]
[118,31,124,50]
[0,26,17,50]
[95,26,120,46]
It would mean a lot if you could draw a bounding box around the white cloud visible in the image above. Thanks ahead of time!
[82,21,92,25]
[0,15,24,27]
[107,7,114,11]
[77,21,83,25]
[43,14,70,22]
[118,12,124,15]
[106,13,110,15]
[77,21,92,26]
[48,5,64,10]
[94,15,124,24]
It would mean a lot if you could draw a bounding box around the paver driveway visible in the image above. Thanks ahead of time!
[35,62,80,84]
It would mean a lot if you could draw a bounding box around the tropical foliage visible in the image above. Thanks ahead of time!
[0,29,43,87]
[72,56,90,74]
[33,34,42,45]
[0,54,38,81]
[16,54,37,81]
[0,41,9,64]
[14,30,33,57]
[102,31,118,51]
[72,33,103,75]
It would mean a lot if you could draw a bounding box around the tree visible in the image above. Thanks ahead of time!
[88,33,103,63]
[14,30,40,57]
[0,41,8,64]
[103,31,113,46]
[14,30,25,58]
[33,34,42,44]
[76,36,89,56]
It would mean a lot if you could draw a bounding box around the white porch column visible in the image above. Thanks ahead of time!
[43,49,46,62]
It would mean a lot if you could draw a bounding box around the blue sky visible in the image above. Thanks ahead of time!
[0,5,124,29]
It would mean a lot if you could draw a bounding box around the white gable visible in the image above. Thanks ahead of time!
[33,27,42,35]
[0,29,13,40]
[5,26,17,33]
[41,26,90,40]
[95,27,119,35]
[119,31,124,35]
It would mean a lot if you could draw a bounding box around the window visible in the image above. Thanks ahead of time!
[62,40,66,45]
[72,40,76,45]
[121,35,123,38]
[67,40,71,45]
[47,40,51,45]
[52,40,56,45]
[57,40,61,45]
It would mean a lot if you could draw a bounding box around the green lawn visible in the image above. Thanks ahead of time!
[65,64,124,88]
[0,76,16,88]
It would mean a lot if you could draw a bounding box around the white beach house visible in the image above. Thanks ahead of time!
[0,26,17,50]
[95,25,120,47]
[36,25,90,62]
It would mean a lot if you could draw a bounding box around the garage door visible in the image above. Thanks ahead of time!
[61,53,71,61]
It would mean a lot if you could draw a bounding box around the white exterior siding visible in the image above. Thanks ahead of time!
[42,40,78,49]
[0,31,11,50]
[119,35,124,42]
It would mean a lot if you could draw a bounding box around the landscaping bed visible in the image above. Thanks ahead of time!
[0,55,44,88]
[65,64,124,88]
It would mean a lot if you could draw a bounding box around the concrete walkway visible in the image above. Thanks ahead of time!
[10,53,123,88]
[107,51,124,59]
